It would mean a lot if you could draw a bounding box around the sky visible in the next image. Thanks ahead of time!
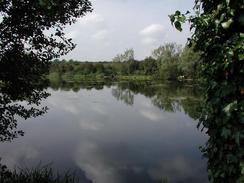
[62,0,194,61]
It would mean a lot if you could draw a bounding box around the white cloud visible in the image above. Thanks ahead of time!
[0,145,39,169]
[148,156,195,182]
[79,120,104,131]
[67,30,79,39]
[140,109,162,121]
[141,37,157,45]
[91,102,108,115]
[139,24,165,46]
[92,29,109,40]
[140,24,164,36]
[61,0,192,61]
[75,142,120,183]
[78,13,105,26]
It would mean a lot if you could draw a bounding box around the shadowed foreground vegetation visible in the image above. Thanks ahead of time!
[0,0,93,182]
[0,162,171,183]
[0,163,78,183]
[170,0,244,182]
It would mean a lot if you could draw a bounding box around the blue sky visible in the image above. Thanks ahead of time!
[63,0,194,61]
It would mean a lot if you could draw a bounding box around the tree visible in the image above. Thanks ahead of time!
[127,60,139,74]
[112,48,135,62]
[152,43,181,60]
[170,0,244,182]
[179,45,201,80]
[123,49,135,62]
[152,43,181,80]
[0,0,92,141]
[142,57,158,75]
[95,63,105,74]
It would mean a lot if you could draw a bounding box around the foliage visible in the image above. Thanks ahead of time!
[0,162,78,183]
[142,57,158,75]
[112,48,135,62]
[153,43,182,80]
[170,0,244,182]
[179,45,201,80]
[48,44,201,82]
[0,0,92,141]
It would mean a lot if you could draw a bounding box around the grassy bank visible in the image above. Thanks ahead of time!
[116,75,153,81]
[47,72,154,83]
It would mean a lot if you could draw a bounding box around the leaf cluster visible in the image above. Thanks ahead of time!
[0,0,92,141]
[170,0,244,182]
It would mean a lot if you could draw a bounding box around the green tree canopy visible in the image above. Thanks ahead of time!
[170,0,244,182]
[0,0,92,141]
[152,43,181,80]
[112,48,135,62]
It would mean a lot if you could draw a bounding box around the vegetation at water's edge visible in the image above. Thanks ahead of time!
[0,163,78,183]
[0,162,172,183]
[48,43,201,83]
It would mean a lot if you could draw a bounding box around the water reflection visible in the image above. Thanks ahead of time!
[49,81,203,120]
[0,49,49,142]
[0,50,50,180]
[0,81,208,183]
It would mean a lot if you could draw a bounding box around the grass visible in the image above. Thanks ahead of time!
[0,164,171,183]
[47,72,154,83]
[116,75,153,81]
[0,164,78,183]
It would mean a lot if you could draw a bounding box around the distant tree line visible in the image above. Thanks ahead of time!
[48,43,201,82]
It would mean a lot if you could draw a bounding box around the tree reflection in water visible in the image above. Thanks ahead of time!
[0,80,204,183]
[0,50,50,142]
[49,80,203,120]
[0,51,50,180]
[112,87,134,106]
[113,81,203,120]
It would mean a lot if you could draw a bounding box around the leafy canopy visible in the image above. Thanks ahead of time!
[170,0,244,182]
[0,0,92,141]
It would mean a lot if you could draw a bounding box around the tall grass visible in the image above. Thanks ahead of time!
[0,164,78,183]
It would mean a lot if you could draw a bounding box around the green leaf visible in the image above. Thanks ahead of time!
[179,15,186,22]
[174,21,182,31]
[241,162,244,174]
[221,128,231,139]
[238,53,244,60]
[223,101,237,114]
[234,132,240,146]
[217,4,223,11]
[221,19,233,29]
[240,113,244,124]
[169,15,175,24]
[175,10,181,16]
[39,0,47,6]
[215,19,221,25]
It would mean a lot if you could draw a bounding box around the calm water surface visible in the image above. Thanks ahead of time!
[0,81,208,183]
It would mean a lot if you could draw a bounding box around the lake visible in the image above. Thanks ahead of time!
[0,81,208,183]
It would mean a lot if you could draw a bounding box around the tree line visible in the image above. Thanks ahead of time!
[48,43,201,82]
